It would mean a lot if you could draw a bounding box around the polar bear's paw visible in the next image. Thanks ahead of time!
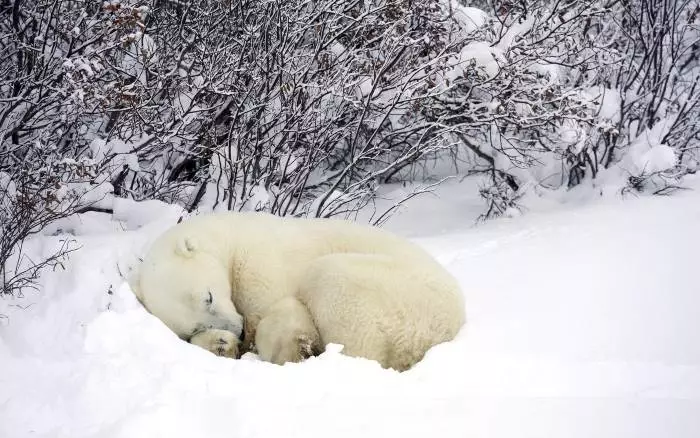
[189,329,240,359]
[255,326,322,365]
[269,332,321,365]
[297,333,320,359]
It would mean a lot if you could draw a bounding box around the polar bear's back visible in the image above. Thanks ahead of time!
[155,211,442,268]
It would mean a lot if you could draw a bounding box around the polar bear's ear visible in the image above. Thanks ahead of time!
[175,236,198,258]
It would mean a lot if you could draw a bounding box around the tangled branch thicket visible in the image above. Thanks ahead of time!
[1,0,699,293]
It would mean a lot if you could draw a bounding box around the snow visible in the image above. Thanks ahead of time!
[448,1,489,33]
[2,177,700,438]
[638,144,678,173]
[594,87,622,123]
[444,42,501,83]
[495,15,535,52]
[622,117,679,175]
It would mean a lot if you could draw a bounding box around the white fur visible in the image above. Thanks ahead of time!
[134,211,466,371]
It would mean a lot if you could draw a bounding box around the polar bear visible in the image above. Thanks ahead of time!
[132,211,465,371]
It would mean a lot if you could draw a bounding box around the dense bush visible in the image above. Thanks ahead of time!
[1,0,698,293]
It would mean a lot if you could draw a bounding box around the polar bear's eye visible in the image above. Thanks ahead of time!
[205,291,213,306]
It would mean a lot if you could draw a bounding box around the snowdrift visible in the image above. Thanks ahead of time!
[2,179,700,438]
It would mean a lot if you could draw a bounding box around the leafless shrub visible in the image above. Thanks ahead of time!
[431,0,700,214]
[2,0,699,258]
[0,149,95,295]
[73,0,479,218]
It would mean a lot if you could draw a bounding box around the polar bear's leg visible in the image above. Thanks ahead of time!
[298,253,464,371]
[297,254,398,367]
[254,296,323,365]
[189,328,240,358]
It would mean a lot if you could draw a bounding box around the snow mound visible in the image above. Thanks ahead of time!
[2,182,700,438]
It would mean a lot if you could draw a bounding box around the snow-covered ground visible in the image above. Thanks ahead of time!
[2,177,700,438]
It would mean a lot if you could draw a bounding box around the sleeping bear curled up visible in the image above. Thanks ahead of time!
[131,212,466,371]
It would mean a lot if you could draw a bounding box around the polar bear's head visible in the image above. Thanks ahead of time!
[135,236,244,345]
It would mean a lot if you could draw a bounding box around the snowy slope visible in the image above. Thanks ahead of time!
[2,178,700,438]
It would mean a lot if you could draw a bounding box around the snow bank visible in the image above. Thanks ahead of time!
[2,180,700,438]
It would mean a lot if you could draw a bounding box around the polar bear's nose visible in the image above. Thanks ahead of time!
[208,316,243,341]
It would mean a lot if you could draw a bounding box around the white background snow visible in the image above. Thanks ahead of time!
[2,176,700,438]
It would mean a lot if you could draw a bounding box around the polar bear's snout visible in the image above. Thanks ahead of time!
[205,314,243,340]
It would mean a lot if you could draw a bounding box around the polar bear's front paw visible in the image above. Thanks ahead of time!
[189,329,240,359]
